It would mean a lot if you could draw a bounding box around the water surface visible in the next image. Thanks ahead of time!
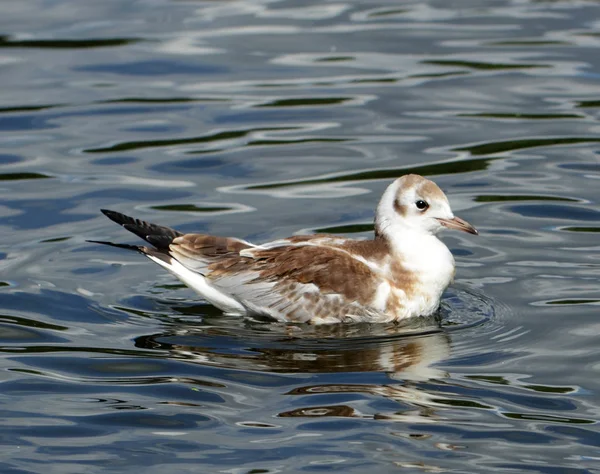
[2,0,600,472]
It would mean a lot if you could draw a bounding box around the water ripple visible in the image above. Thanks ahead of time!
[3,0,600,471]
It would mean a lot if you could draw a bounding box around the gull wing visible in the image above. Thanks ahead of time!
[202,244,388,323]
[169,233,256,273]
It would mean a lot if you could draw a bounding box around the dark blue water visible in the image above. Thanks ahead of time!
[2,0,600,472]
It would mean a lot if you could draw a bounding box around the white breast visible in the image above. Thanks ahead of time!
[388,229,456,318]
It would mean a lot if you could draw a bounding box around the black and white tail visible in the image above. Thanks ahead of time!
[97,209,181,248]
[89,209,248,315]
[87,209,182,263]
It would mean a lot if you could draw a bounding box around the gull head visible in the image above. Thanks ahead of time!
[375,174,478,238]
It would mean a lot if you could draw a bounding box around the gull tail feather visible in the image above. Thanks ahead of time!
[99,209,182,250]
[90,209,247,315]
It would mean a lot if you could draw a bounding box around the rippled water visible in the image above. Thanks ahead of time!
[2,0,600,472]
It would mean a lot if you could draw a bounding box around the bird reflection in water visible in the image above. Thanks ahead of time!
[134,304,454,422]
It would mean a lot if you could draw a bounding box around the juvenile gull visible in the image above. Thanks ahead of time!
[89,174,477,324]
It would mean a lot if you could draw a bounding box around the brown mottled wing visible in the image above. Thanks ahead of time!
[204,245,386,323]
[169,234,254,272]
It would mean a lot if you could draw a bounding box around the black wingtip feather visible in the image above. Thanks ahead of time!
[98,209,182,249]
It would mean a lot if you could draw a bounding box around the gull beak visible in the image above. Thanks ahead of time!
[437,216,478,235]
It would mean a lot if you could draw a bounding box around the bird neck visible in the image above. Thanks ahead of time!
[380,225,456,286]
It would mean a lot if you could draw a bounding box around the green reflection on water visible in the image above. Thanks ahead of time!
[0,172,52,181]
[246,157,493,190]
[0,36,142,49]
[466,375,509,385]
[432,398,493,409]
[409,71,469,79]
[422,60,549,70]
[576,100,600,108]
[256,97,352,107]
[453,137,600,156]
[502,412,594,424]
[561,226,600,232]
[85,127,300,153]
[545,299,599,305]
[367,8,409,17]
[40,236,71,243]
[523,385,575,394]
[248,138,348,146]
[459,113,583,120]
[489,40,570,46]
[350,77,399,84]
[467,376,575,393]
[0,104,63,113]
[475,195,579,203]
[101,97,227,104]
[150,204,233,213]
[0,314,68,331]
[314,56,355,62]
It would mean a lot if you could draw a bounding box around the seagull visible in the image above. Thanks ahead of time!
[89,174,477,324]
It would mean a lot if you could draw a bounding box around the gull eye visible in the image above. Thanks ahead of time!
[415,200,429,211]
